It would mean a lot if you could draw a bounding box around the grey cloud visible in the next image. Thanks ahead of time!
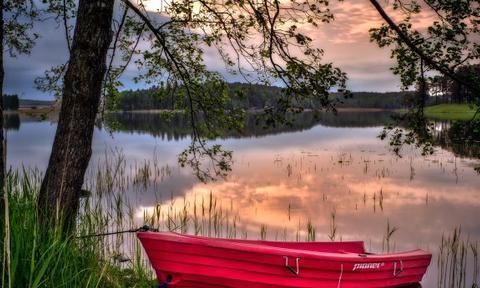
[4,1,404,100]
[4,17,69,99]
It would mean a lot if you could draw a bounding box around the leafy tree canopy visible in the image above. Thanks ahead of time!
[369,0,480,156]
[37,0,351,181]
[3,0,39,56]
[370,0,480,94]
[31,0,480,171]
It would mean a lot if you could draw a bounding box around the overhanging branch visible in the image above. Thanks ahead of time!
[369,0,479,94]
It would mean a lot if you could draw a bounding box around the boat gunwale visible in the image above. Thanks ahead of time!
[138,232,432,262]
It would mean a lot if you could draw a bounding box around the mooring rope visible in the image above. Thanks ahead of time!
[337,264,343,288]
[76,224,157,238]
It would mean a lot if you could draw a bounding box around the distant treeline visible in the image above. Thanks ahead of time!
[112,83,414,111]
[18,99,56,108]
[3,94,19,110]
[333,91,414,109]
[428,64,480,105]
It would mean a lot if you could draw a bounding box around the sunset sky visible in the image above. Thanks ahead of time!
[4,0,429,100]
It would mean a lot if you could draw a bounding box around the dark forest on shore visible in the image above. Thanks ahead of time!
[110,83,416,111]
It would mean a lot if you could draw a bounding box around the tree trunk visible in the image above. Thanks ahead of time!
[0,0,4,190]
[417,59,427,114]
[0,0,9,286]
[37,0,114,230]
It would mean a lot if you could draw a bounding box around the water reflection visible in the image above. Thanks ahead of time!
[6,111,480,287]
[432,120,480,159]
[106,110,480,161]
[104,110,394,140]
[5,113,20,130]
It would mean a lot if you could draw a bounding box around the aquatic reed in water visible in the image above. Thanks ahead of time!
[260,224,268,240]
[328,211,337,241]
[306,219,316,242]
[382,219,398,253]
[437,227,479,288]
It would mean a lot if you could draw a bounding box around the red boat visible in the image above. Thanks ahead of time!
[138,231,431,287]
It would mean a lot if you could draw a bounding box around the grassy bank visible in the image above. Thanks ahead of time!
[1,172,154,288]
[424,104,479,121]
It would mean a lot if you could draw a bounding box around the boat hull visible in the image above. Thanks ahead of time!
[138,232,431,288]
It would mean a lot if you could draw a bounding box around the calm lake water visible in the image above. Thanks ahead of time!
[6,111,480,287]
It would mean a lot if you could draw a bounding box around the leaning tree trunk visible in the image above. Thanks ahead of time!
[417,59,427,115]
[0,0,4,190]
[1,1,9,286]
[37,0,114,231]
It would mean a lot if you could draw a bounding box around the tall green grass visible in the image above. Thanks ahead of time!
[1,171,153,288]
